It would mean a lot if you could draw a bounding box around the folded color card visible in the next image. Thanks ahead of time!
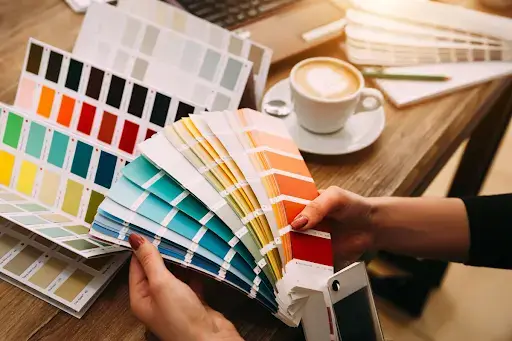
[0,216,128,318]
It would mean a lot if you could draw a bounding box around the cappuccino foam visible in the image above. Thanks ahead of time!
[294,61,360,100]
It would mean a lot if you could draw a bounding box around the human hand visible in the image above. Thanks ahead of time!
[128,234,243,341]
[290,186,377,262]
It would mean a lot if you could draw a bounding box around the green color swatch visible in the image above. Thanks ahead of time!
[3,112,24,148]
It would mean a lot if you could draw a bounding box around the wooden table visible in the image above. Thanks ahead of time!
[1,0,512,340]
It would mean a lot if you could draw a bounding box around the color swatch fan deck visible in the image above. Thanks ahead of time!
[90,109,334,326]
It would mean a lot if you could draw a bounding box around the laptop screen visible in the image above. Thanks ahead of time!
[333,286,379,341]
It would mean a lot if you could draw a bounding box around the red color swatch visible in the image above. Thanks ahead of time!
[289,231,333,267]
[77,103,96,135]
[145,129,156,140]
[98,111,117,144]
[119,120,139,154]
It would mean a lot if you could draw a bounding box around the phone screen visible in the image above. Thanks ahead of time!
[333,286,378,341]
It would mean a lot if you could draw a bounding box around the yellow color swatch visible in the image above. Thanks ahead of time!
[16,160,38,195]
[0,151,15,186]
[62,180,84,217]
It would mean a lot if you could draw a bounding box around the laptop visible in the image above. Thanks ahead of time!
[166,0,346,63]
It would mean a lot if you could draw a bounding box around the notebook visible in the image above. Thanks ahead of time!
[370,62,512,107]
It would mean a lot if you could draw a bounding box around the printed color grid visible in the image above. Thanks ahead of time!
[15,39,206,155]
[0,104,129,257]
[118,0,273,106]
[74,3,252,111]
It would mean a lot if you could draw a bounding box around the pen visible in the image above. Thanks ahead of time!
[362,70,450,82]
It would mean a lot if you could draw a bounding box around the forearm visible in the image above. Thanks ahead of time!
[368,197,470,262]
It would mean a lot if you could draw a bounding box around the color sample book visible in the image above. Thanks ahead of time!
[90,110,334,327]
[0,103,130,257]
[74,3,253,111]
[0,217,128,317]
[117,0,273,106]
[15,39,206,155]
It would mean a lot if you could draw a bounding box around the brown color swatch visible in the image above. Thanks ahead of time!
[0,234,19,259]
[4,245,43,276]
[97,111,117,144]
[83,256,112,271]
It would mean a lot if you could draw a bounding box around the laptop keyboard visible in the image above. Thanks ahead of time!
[174,0,297,28]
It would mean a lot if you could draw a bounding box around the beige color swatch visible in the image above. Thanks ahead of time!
[29,257,67,289]
[54,269,93,302]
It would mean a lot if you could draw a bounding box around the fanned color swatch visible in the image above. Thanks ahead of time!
[91,110,334,325]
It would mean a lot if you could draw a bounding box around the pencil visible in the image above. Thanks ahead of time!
[362,71,450,82]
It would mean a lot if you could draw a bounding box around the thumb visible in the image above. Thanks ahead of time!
[291,186,348,231]
[128,233,174,283]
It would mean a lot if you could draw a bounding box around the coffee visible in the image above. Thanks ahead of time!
[293,60,360,100]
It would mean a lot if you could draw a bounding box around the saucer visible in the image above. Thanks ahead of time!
[262,78,386,155]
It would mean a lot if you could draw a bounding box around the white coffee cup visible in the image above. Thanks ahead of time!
[290,57,384,134]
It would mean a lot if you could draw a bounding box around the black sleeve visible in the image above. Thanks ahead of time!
[462,194,512,269]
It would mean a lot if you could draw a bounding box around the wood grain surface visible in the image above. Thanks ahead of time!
[0,0,511,340]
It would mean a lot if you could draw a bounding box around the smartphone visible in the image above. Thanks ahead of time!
[327,262,385,341]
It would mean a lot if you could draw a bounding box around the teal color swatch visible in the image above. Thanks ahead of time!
[25,122,46,158]
[48,131,69,168]
[71,141,93,179]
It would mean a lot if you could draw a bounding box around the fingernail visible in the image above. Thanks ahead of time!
[129,233,145,251]
[291,215,308,230]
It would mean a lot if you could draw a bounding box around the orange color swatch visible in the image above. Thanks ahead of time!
[265,152,311,178]
[57,95,75,127]
[274,174,317,200]
[251,131,301,156]
[37,86,55,118]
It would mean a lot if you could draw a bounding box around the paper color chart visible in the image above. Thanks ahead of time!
[0,104,129,257]
[118,0,273,106]
[15,39,206,155]
[74,3,253,111]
